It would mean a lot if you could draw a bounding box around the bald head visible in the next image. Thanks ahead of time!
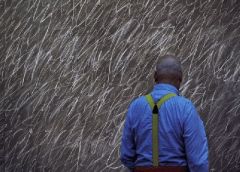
[154,55,182,89]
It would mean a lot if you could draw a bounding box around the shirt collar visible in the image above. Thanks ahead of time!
[153,83,179,95]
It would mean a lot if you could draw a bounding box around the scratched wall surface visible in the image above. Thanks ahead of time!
[1,0,240,171]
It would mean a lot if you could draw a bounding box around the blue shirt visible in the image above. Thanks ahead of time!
[120,83,209,172]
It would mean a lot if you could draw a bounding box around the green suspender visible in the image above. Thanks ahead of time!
[145,93,177,167]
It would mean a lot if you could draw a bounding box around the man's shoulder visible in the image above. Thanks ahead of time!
[129,95,147,107]
[173,95,197,112]
[126,96,147,117]
[129,94,195,108]
[174,95,192,103]
[129,94,192,104]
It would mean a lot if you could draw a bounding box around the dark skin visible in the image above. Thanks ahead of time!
[154,55,183,90]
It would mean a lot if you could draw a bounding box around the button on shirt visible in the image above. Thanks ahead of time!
[120,83,209,172]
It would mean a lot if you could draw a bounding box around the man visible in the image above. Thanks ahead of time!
[120,55,209,172]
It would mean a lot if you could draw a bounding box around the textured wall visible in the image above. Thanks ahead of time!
[1,0,240,171]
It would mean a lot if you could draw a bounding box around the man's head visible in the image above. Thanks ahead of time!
[154,55,183,90]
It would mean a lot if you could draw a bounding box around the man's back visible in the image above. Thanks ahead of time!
[120,83,209,172]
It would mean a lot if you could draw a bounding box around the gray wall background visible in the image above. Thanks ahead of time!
[1,0,240,171]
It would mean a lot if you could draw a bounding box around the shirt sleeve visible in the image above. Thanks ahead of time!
[120,101,136,170]
[183,102,209,172]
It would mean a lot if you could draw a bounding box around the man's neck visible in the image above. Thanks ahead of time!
[156,81,179,90]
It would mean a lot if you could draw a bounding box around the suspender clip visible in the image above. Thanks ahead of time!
[152,104,159,114]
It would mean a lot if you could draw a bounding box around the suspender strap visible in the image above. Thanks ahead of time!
[145,93,177,167]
